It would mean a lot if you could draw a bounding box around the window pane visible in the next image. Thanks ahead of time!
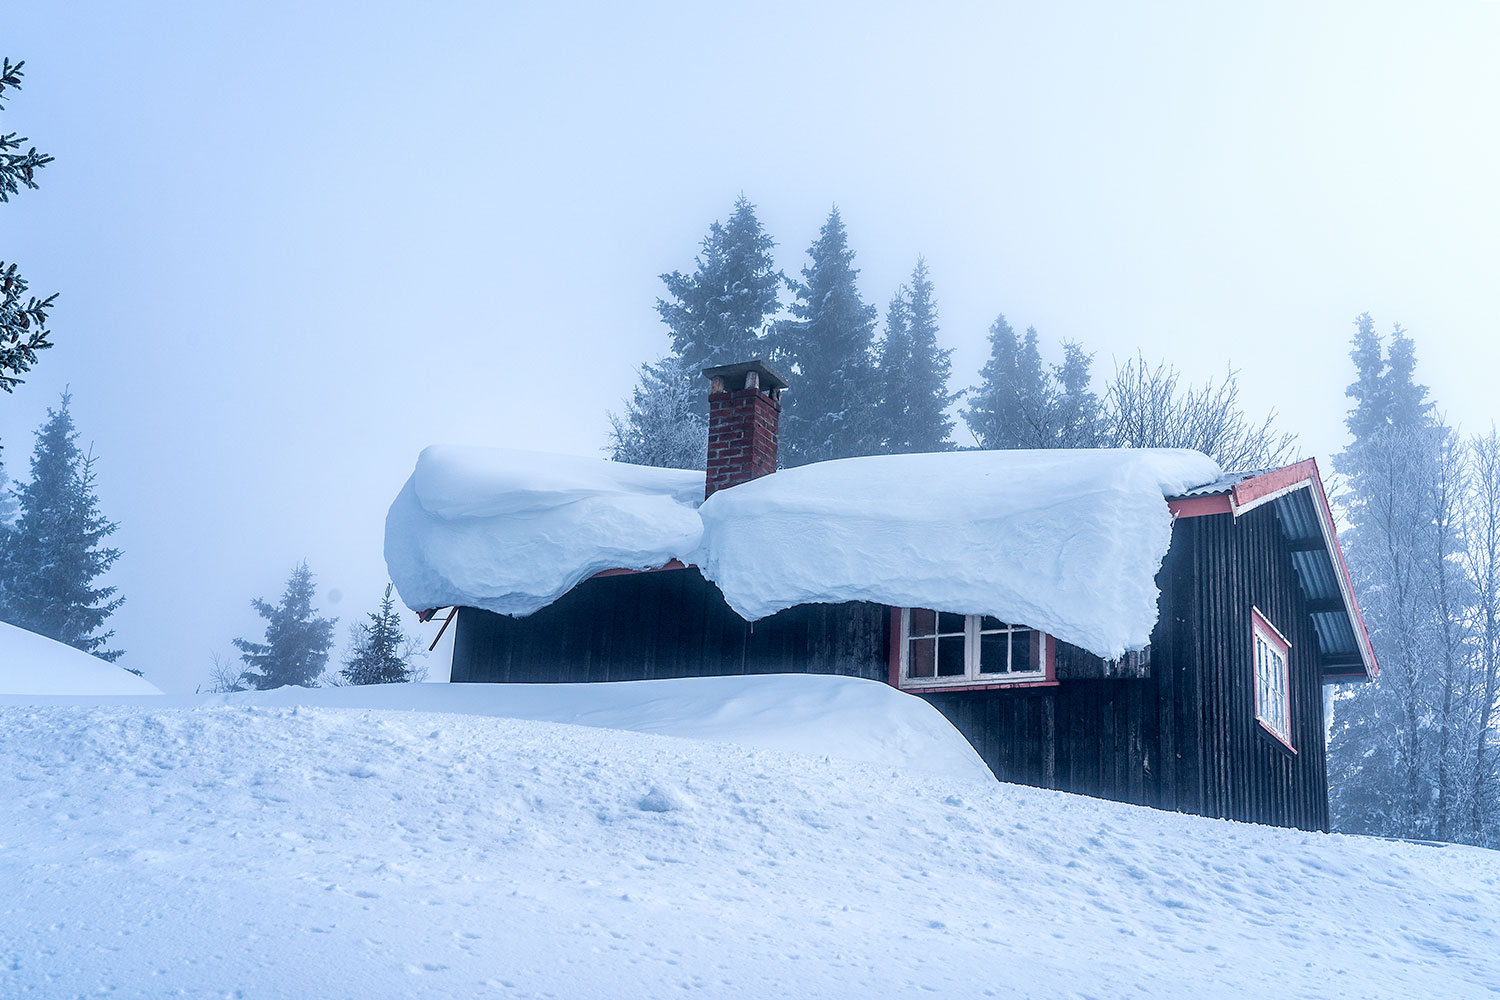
[937,612,966,636]
[1011,630,1035,673]
[938,635,966,676]
[979,615,1007,632]
[978,631,1009,673]
[909,637,935,678]
[910,608,936,637]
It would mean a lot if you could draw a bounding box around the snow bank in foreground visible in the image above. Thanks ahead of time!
[0,621,161,696]
[203,674,991,781]
[698,449,1220,658]
[385,446,1221,659]
[385,446,704,617]
[4,699,1495,998]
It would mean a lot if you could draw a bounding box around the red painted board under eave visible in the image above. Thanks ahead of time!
[591,559,691,579]
[1167,494,1233,518]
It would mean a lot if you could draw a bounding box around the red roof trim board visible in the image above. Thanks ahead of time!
[591,559,691,579]
[1170,458,1379,681]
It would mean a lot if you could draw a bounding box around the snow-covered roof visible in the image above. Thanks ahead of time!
[386,446,1222,660]
[385,447,705,619]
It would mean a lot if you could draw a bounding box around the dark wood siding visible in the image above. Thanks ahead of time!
[447,501,1330,831]
[930,505,1328,832]
[1178,503,1330,832]
[451,568,890,684]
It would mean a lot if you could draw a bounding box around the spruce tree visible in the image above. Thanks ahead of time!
[773,207,880,465]
[1,59,57,391]
[873,289,912,454]
[1328,318,1472,840]
[1014,326,1051,446]
[890,258,956,453]
[0,392,123,660]
[655,195,781,374]
[233,562,336,690]
[1051,341,1101,447]
[341,584,415,685]
[962,314,1023,449]
[1345,312,1387,442]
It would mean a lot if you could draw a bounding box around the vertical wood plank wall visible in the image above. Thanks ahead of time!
[925,505,1329,832]
[448,503,1330,831]
[451,569,889,684]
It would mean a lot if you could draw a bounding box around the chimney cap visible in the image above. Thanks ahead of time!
[701,358,790,392]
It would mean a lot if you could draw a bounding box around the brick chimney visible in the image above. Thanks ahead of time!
[702,359,788,498]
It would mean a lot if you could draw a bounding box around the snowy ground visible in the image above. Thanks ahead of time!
[3,678,1498,998]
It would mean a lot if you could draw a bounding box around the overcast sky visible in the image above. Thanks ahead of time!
[6,1,1499,692]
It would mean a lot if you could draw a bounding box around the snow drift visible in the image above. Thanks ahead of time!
[0,620,161,696]
[201,673,991,781]
[3,684,1496,998]
[385,446,1221,659]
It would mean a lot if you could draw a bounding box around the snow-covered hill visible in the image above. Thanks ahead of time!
[2,678,1496,998]
[0,620,161,696]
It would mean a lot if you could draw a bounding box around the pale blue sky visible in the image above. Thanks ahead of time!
[5,1,1499,691]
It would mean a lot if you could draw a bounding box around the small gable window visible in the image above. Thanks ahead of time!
[1252,607,1293,751]
[898,609,1051,689]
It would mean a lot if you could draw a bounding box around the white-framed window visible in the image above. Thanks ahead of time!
[898,608,1049,689]
[1252,607,1293,749]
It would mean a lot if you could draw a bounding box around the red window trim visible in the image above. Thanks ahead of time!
[1251,606,1296,754]
[887,606,1058,692]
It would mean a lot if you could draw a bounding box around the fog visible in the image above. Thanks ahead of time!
[5,1,1497,691]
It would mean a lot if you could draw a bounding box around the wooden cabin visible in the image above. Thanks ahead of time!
[395,360,1377,833]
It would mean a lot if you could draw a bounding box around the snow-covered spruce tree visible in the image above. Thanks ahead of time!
[872,288,911,454]
[1014,326,1051,444]
[655,195,781,376]
[341,584,416,685]
[877,258,955,454]
[606,354,706,469]
[611,195,780,463]
[0,393,123,661]
[962,316,1054,448]
[233,562,336,690]
[963,314,1023,448]
[1327,318,1486,843]
[1050,341,1101,447]
[1,58,56,392]
[772,207,880,465]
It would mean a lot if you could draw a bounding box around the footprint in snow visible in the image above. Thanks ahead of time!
[638,786,693,813]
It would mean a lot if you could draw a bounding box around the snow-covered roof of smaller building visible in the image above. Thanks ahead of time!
[0,621,163,697]
[386,446,1222,661]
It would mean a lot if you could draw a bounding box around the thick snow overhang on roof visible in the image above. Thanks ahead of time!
[387,446,1224,663]
[1167,459,1378,683]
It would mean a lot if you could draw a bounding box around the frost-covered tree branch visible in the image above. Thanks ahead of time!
[1100,355,1297,470]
